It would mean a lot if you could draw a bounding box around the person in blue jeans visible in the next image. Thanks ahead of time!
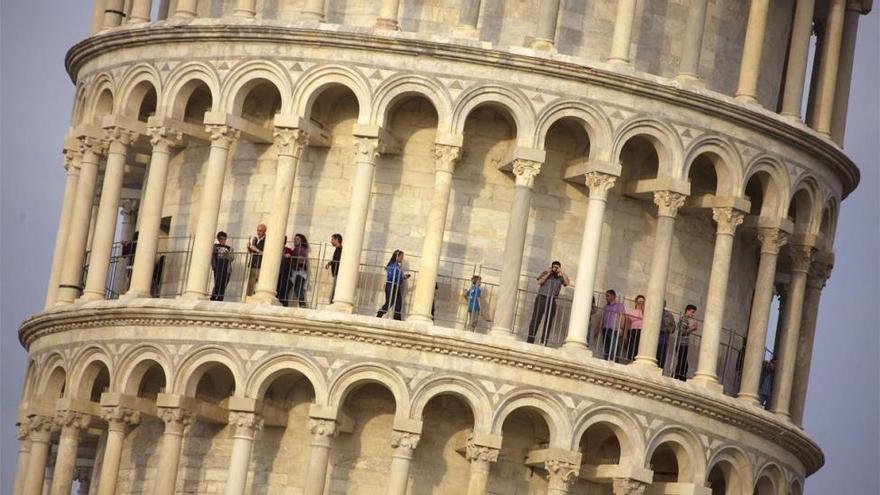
[464,275,483,331]
[377,250,410,320]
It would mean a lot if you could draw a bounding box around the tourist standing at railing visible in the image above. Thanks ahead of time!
[326,233,343,303]
[657,302,677,369]
[527,261,570,345]
[210,231,233,301]
[464,275,483,331]
[674,304,699,380]
[624,295,645,361]
[277,236,294,306]
[759,358,776,409]
[289,234,310,308]
[246,224,267,296]
[122,231,138,291]
[377,250,410,320]
[595,289,626,360]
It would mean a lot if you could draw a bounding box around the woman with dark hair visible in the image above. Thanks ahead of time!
[377,250,410,320]
[289,233,310,307]
[277,236,294,306]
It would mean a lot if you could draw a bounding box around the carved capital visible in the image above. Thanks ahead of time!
[653,190,687,217]
[158,407,194,430]
[757,228,790,255]
[55,411,91,432]
[16,422,29,441]
[584,171,617,199]
[27,415,58,434]
[512,159,542,187]
[274,128,309,157]
[465,440,500,463]
[612,478,648,495]
[100,406,142,428]
[79,136,107,157]
[808,260,833,289]
[63,150,83,173]
[788,245,814,273]
[390,430,421,451]
[712,207,745,235]
[148,126,184,149]
[545,458,580,488]
[104,126,138,147]
[353,137,381,164]
[432,144,462,173]
[228,411,264,436]
[205,125,240,148]
[308,418,338,438]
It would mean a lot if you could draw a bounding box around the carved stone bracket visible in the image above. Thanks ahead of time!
[63,149,83,173]
[512,159,542,188]
[712,207,745,236]
[432,144,462,174]
[612,478,648,495]
[274,128,309,158]
[545,458,580,489]
[308,418,339,438]
[55,411,92,439]
[584,171,617,199]
[653,190,687,217]
[757,227,790,255]
[390,430,421,452]
[465,432,500,463]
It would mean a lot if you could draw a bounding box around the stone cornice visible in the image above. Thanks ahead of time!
[64,23,859,198]
[19,301,824,475]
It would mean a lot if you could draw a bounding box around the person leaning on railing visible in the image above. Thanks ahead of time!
[377,250,410,320]
[463,275,483,331]
[289,234,310,308]
[624,294,645,361]
[527,261,570,345]
[246,223,266,296]
[210,231,233,301]
[595,289,625,360]
[674,304,699,380]
[325,233,343,303]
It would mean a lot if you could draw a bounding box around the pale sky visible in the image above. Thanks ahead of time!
[1,1,878,492]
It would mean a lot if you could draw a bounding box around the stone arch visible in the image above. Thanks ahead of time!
[245,352,328,404]
[292,64,371,123]
[220,59,293,116]
[490,389,571,448]
[20,359,39,403]
[371,74,452,132]
[789,478,803,495]
[754,462,785,495]
[160,61,221,120]
[788,175,822,235]
[114,344,173,396]
[68,345,114,401]
[72,83,89,126]
[611,117,683,179]
[116,63,162,120]
[533,99,613,160]
[570,406,646,467]
[327,362,411,418]
[409,374,493,433]
[682,135,744,197]
[819,196,839,245]
[173,346,245,398]
[743,155,791,219]
[450,83,535,144]
[36,353,68,399]
[84,73,116,125]
[706,445,752,494]
[645,425,707,483]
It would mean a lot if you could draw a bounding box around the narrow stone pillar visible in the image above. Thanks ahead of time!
[830,6,861,143]
[530,0,561,50]
[635,191,687,367]
[465,437,499,495]
[50,412,92,495]
[88,432,107,495]
[126,127,182,298]
[81,128,137,301]
[612,478,650,494]
[388,430,420,495]
[173,0,198,18]
[128,0,152,23]
[13,423,31,495]
[564,172,617,352]
[22,416,57,495]
[224,412,264,495]
[738,228,789,404]
[692,208,745,389]
[232,0,256,18]
[182,125,239,300]
[57,138,106,304]
[331,138,381,313]
[103,0,126,28]
[410,144,462,322]
[676,0,709,81]
[45,152,82,308]
[251,129,309,304]
[790,257,832,426]
[96,406,141,495]
[770,245,813,419]
[454,0,482,37]
[608,0,637,65]
[303,419,337,495]
[735,0,771,102]
[780,0,817,119]
[376,0,401,30]
[153,408,194,495]
[92,0,109,33]
[809,0,847,136]
[545,457,579,495]
[302,0,325,21]
[490,159,542,338]
[44,456,57,495]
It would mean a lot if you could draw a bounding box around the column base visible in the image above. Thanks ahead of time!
[607,57,633,69]
[675,73,705,88]
[735,93,759,104]
[406,313,433,324]
[328,301,355,314]
[560,342,591,361]
[119,290,149,301]
[78,291,105,302]
[452,25,479,39]
[689,374,724,394]
[735,393,762,409]
[179,292,208,302]
[246,293,280,306]
[489,327,516,339]
[301,10,325,22]
[375,18,399,30]
[526,36,555,51]
[769,408,791,420]
[780,112,803,122]
[232,10,256,18]
[631,357,664,374]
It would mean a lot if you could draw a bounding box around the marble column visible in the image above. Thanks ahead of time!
[388,431,420,495]
[790,258,832,426]
[676,0,709,81]
[810,0,847,136]
[608,0,637,65]
[81,128,137,301]
[96,406,141,495]
[738,228,789,404]
[182,125,239,300]
[735,0,771,102]
[251,129,309,304]
[490,159,542,338]
[92,0,109,33]
[830,6,862,144]
[331,137,381,313]
[410,144,462,322]
[530,0,561,50]
[303,419,337,495]
[780,0,817,119]
[22,416,57,495]
[465,438,499,495]
[771,245,813,419]
[57,138,106,304]
[635,191,687,367]
[103,0,126,28]
[173,0,198,18]
[128,0,152,23]
[302,0,325,21]
[564,172,617,351]
[232,0,256,18]
[13,423,31,495]
[612,478,650,494]
[153,408,194,495]
[126,127,182,298]
[45,152,82,308]
[545,458,579,495]
[376,0,400,30]
[692,208,745,388]
[50,412,92,495]
[224,412,264,495]
[454,0,482,37]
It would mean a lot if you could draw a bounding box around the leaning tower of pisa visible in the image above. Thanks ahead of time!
[13,0,871,494]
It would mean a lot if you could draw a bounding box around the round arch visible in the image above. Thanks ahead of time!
[160,62,221,120]
[645,425,707,483]
[116,63,162,119]
[114,344,173,396]
[292,64,372,124]
[754,462,785,495]
[220,60,292,117]
[245,352,328,404]
[68,345,114,400]
[371,74,452,132]
[409,374,492,433]
[327,362,411,418]
[84,74,116,125]
[743,156,791,219]
[611,117,683,179]
[490,389,571,449]
[36,353,68,399]
[450,83,534,143]
[571,406,646,466]
[706,446,753,494]
[789,175,822,235]
[172,346,245,398]
[533,99,613,160]
[682,135,744,197]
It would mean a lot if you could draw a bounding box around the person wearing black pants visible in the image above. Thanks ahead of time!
[210,231,233,301]
[377,250,410,320]
[674,304,698,380]
[527,261,570,345]
[326,233,342,303]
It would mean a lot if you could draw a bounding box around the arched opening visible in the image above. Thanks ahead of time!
[707,459,743,495]
[20,360,37,402]
[488,407,552,494]
[236,79,282,127]
[117,359,167,489]
[410,394,474,493]
[619,135,660,184]
[649,443,680,483]
[124,81,158,122]
[687,154,721,198]
[787,188,815,235]
[576,422,626,492]
[135,361,167,400]
[86,365,110,402]
[192,363,236,404]
[178,81,214,125]
[754,476,775,495]
[44,366,67,399]
[91,88,114,125]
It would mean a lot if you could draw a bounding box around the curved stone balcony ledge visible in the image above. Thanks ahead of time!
[20,297,824,475]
